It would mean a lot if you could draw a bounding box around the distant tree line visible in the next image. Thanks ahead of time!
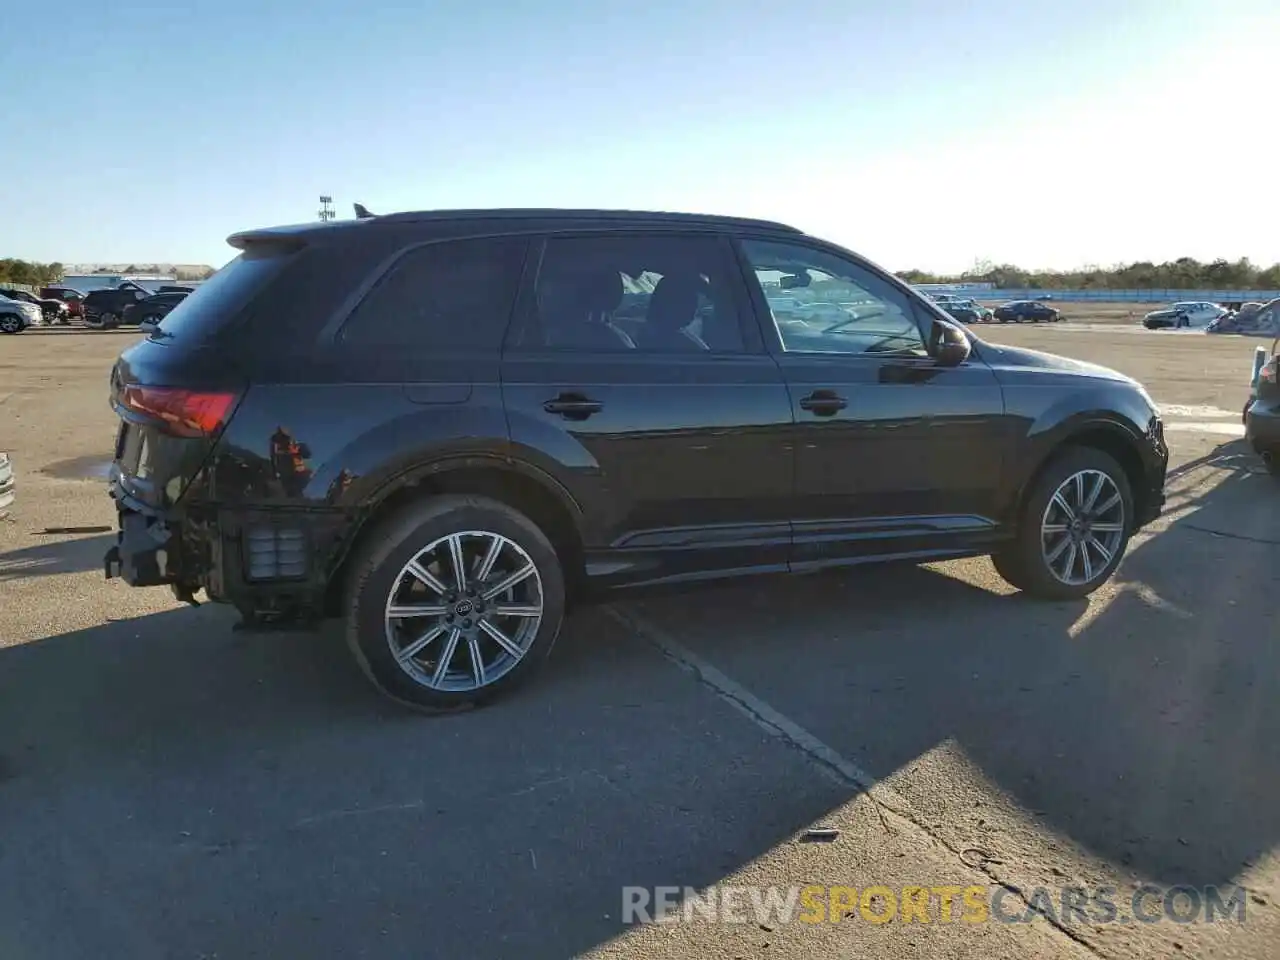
[898,257,1280,290]
[0,258,64,286]
[0,259,216,285]
[97,264,216,280]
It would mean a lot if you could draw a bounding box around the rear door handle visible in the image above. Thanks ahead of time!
[543,393,603,420]
[799,390,848,416]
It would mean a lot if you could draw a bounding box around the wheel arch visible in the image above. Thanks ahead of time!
[1010,419,1151,529]
[323,455,587,616]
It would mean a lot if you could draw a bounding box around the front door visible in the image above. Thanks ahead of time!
[735,236,1012,569]
[501,231,795,589]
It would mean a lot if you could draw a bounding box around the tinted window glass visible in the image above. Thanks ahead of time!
[740,239,926,357]
[156,250,294,341]
[339,238,526,349]
[521,234,744,353]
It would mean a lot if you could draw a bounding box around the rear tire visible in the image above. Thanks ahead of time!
[0,314,23,334]
[992,447,1133,600]
[343,494,566,713]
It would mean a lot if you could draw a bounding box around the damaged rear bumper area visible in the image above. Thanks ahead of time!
[103,508,181,589]
[103,480,351,627]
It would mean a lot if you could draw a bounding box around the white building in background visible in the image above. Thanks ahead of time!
[58,273,177,294]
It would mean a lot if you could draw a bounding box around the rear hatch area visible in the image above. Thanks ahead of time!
[105,246,298,587]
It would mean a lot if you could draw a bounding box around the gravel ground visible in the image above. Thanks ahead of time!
[0,325,1276,960]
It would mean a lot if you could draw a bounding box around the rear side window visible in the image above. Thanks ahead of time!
[156,251,293,341]
[338,238,527,350]
[518,233,746,353]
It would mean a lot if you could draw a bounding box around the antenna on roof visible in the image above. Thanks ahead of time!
[353,203,376,220]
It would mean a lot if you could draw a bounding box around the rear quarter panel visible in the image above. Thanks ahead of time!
[202,384,512,509]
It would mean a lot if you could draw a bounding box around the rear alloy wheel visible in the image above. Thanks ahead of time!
[0,314,23,334]
[345,494,566,712]
[99,311,119,329]
[993,447,1133,600]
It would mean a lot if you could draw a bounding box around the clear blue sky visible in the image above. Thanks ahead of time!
[2,0,1276,273]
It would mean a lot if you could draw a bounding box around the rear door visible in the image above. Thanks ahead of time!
[734,235,1011,569]
[500,230,795,588]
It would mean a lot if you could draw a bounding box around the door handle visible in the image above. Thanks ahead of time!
[543,393,603,420]
[799,390,848,416]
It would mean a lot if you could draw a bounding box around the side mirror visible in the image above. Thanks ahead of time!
[779,273,810,290]
[931,320,971,367]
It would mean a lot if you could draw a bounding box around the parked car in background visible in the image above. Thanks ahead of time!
[0,294,40,333]
[993,300,1061,323]
[0,287,69,324]
[944,299,994,324]
[1245,334,1280,477]
[1142,301,1226,330]
[123,290,190,327]
[82,283,153,329]
[1206,300,1280,337]
[40,286,88,318]
[103,207,1167,712]
[796,301,853,325]
[0,452,13,518]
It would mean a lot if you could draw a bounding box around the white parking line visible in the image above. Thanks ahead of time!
[1164,422,1246,437]
[605,604,904,805]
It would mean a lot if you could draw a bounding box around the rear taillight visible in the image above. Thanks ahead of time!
[119,385,238,438]
[1262,359,1278,385]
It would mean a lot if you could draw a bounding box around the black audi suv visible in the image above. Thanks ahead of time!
[104,209,1168,712]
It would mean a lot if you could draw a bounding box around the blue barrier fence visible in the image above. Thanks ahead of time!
[975,289,1280,304]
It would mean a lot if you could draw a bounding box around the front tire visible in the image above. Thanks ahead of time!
[344,494,566,713]
[992,447,1133,600]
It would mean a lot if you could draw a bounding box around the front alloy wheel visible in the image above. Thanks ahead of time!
[992,447,1133,600]
[1039,470,1125,586]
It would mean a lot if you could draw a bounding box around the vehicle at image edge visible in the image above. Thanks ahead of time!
[82,281,155,329]
[123,290,190,328]
[1142,301,1227,330]
[0,287,70,324]
[102,208,1169,713]
[1245,334,1280,478]
[0,294,40,334]
[0,452,13,519]
[993,300,1061,323]
[943,299,994,324]
[39,286,88,318]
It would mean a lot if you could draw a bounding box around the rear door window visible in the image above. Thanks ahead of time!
[515,233,748,354]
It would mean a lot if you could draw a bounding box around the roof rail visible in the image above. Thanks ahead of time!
[372,208,803,233]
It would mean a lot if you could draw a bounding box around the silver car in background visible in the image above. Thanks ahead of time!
[0,453,14,518]
[0,294,41,334]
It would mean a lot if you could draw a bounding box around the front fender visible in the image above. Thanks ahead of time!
[999,382,1157,517]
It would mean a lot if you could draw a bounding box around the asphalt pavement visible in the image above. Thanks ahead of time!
[0,325,1276,960]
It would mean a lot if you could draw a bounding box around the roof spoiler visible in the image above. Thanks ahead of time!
[353,203,377,220]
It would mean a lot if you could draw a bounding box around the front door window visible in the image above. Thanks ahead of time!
[740,239,927,358]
